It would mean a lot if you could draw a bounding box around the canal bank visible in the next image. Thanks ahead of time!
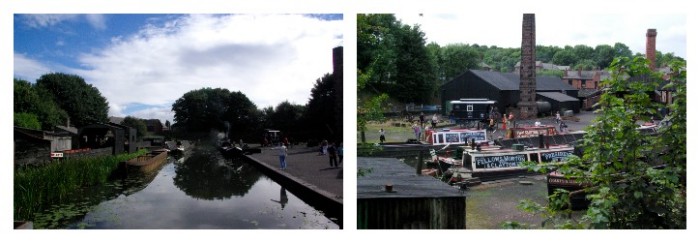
[244,144,343,228]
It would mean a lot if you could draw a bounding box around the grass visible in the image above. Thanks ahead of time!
[360,120,447,143]
[14,149,147,221]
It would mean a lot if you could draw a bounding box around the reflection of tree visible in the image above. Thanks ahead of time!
[173,146,262,200]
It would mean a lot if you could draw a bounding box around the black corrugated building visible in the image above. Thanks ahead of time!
[440,70,579,115]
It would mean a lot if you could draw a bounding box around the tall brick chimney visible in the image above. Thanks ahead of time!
[517,13,538,119]
[646,29,657,70]
[332,46,343,142]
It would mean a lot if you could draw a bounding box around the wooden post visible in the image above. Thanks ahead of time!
[416,150,424,175]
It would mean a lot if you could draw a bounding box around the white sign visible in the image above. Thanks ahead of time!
[51,152,64,158]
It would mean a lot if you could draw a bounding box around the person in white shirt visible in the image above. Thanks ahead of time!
[277,143,288,169]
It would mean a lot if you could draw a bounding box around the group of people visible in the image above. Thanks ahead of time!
[275,139,343,170]
[487,112,515,133]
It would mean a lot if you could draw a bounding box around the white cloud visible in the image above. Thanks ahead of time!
[13,53,53,82]
[73,14,342,122]
[21,14,78,28]
[20,14,106,30]
[395,13,686,58]
[85,14,107,30]
[127,106,175,124]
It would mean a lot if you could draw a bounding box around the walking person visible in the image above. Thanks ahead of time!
[508,112,515,128]
[328,143,338,168]
[502,114,507,131]
[555,111,561,124]
[419,112,425,127]
[489,117,496,133]
[379,128,386,144]
[277,142,288,170]
[424,124,431,142]
[337,142,343,164]
[431,113,438,128]
[412,123,421,141]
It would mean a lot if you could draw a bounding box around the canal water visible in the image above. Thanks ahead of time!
[32,144,339,229]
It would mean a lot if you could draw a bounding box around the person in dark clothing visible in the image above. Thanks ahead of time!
[327,144,338,168]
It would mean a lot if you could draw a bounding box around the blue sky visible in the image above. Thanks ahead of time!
[14,14,343,123]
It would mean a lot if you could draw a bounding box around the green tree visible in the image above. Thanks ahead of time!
[536,45,561,63]
[519,57,686,229]
[357,14,436,104]
[439,43,480,82]
[121,116,148,138]
[552,48,577,66]
[268,101,305,140]
[594,44,616,69]
[172,88,259,141]
[573,59,597,71]
[14,112,42,130]
[303,73,339,141]
[613,42,633,59]
[14,79,68,130]
[35,73,109,127]
[572,44,595,61]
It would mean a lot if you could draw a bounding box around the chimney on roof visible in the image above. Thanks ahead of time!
[646,29,657,70]
[66,117,70,127]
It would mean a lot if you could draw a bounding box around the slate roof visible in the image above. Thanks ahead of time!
[577,89,602,98]
[470,69,577,91]
[537,92,579,102]
[357,157,465,199]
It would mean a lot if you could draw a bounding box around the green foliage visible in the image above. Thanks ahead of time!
[267,101,306,140]
[14,78,68,130]
[357,14,436,104]
[518,57,686,229]
[438,43,481,82]
[121,116,148,138]
[304,73,340,141]
[35,73,109,127]
[14,112,42,130]
[172,87,260,141]
[552,48,578,66]
[14,149,147,221]
[537,69,564,78]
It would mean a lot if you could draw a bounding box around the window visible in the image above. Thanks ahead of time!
[466,105,473,112]
[581,80,587,88]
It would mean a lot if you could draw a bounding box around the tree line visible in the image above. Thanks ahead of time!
[15,71,341,145]
[358,14,685,105]
[171,72,341,145]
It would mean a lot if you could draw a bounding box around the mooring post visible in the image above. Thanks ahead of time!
[416,150,424,175]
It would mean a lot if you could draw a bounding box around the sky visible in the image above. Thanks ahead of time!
[14,14,344,124]
[394,13,686,59]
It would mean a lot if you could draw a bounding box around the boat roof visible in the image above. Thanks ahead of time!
[450,100,496,105]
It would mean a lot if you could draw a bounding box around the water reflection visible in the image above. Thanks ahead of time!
[173,146,262,200]
[64,144,339,229]
[270,187,289,209]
